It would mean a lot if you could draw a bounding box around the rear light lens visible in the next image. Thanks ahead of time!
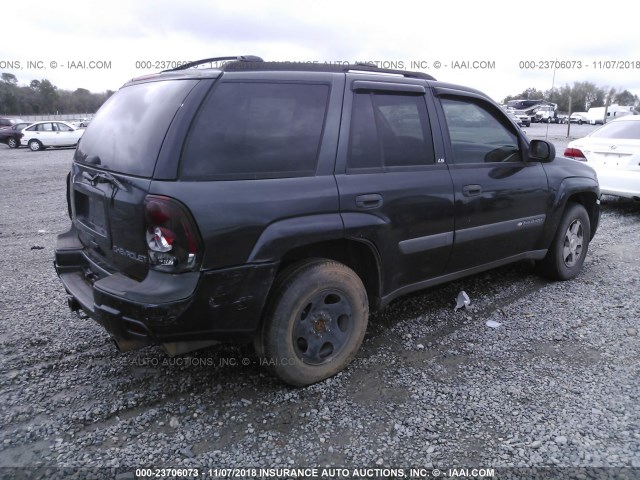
[564,147,586,161]
[144,195,202,272]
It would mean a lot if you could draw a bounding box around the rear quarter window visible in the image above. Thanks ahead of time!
[180,82,330,180]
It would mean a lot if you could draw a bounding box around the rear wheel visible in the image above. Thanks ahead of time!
[28,140,43,152]
[7,137,18,148]
[538,203,590,280]
[257,259,368,387]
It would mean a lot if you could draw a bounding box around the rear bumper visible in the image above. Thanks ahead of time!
[592,167,640,199]
[54,228,278,352]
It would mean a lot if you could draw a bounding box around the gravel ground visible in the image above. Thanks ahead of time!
[1,130,639,479]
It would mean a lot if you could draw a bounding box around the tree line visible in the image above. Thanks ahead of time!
[503,81,640,113]
[0,73,114,115]
[3,72,638,117]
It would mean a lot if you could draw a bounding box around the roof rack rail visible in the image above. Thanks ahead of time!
[163,55,264,72]
[354,61,378,68]
[219,61,436,81]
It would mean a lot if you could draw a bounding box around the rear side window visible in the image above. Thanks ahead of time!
[181,82,330,180]
[75,79,198,177]
[348,92,435,170]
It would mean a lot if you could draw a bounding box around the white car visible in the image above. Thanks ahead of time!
[20,121,84,151]
[70,118,91,128]
[569,112,589,125]
[564,115,640,199]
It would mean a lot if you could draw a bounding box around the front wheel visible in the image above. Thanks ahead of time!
[538,203,591,280]
[28,140,43,152]
[7,137,19,148]
[257,260,369,387]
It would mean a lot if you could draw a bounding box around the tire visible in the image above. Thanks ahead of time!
[547,117,552,124]
[28,140,43,152]
[7,137,18,149]
[257,259,369,387]
[578,120,583,125]
[538,203,590,280]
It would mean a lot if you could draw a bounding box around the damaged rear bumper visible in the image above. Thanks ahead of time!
[54,228,277,355]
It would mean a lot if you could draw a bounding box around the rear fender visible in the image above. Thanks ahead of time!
[247,214,344,263]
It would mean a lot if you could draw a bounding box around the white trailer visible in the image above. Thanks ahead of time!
[587,105,634,125]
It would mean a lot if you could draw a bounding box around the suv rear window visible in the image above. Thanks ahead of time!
[75,79,198,177]
[180,82,329,180]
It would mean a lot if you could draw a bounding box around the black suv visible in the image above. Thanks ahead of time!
[55,56,600,386]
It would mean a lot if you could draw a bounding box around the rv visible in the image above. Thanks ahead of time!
[506,99,560,123]
[587,105,634,125]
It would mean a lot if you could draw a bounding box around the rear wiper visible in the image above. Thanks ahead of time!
[82,171,126,191]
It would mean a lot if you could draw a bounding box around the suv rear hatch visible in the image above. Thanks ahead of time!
[70,78,200,280]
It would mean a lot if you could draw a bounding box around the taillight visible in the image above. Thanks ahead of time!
[564,147,586,161]
[144,195,202,272]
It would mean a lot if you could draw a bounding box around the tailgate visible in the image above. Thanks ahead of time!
[583,139,639,170]
[71,164,151,280]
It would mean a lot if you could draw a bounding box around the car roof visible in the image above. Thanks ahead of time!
[126,59,437,85]
[123,58,497,102]
[611,114,640,122]
[26,120,73,125]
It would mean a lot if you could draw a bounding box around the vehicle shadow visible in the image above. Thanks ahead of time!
[600,195,640,217]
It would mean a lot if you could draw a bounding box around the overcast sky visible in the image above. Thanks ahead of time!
[3,0,639,104]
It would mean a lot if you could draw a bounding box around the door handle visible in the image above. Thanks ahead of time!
[462,184,482,197]
[355,194,383,209]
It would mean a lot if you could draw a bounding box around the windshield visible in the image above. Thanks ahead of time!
[75,79,198,177]
[590,120,640,140]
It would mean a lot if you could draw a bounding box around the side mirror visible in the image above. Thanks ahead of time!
[529,139,556,163]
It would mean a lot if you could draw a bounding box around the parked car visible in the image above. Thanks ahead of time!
[564,115,640,199]
[20,121,84,151]
[54,56,600,387]
[508,111,523,127]
[513,111,531,127]
[0,122,31,148]
[501,106,530,127]
[70,118,91,128]
[0,117,23,129]
[570,112,589,125]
